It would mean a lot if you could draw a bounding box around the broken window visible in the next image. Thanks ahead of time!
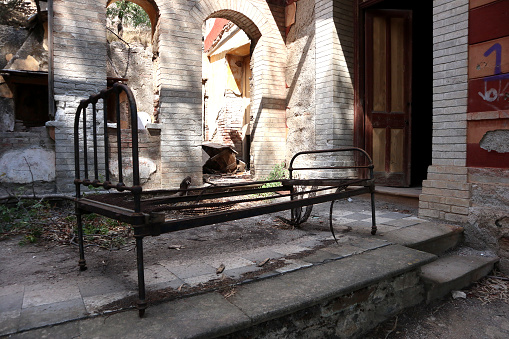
[1,70,49,128]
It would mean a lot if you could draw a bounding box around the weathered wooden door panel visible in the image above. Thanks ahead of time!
[365,10,411,187]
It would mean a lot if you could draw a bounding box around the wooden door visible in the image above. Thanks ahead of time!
[365,10,412,187]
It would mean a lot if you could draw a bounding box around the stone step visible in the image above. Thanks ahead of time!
[382,222,464,255]
[420,254,499,302]
[10,244,437,339]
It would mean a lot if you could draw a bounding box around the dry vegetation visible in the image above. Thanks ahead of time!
[0,0,36,27]
[107,27,152,48]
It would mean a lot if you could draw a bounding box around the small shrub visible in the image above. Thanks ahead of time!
[258,162,289,198]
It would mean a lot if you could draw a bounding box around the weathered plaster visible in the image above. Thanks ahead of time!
[0,148,55,183]
[480,129,509,153]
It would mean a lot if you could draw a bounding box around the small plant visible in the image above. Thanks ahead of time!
[19,226,43,246]
[257,162,289,198]
[74,213,131,249]
[0,199,50,237]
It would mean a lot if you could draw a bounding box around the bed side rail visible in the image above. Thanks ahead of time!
[73,83,142,212]
[288,147,374,181]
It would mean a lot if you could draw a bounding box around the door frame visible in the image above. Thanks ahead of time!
[354,0,413,187]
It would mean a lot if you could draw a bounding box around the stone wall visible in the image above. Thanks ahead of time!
[52,0,108,193]
[0,127,56,195]
[223,271,424,339]
[313,0,356,177]
[285,0,316,165]
[107,41,155,119]
[107,127,161,189]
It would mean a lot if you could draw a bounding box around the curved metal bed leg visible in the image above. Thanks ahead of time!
[329,199,339,244]
[136,236,147,317]
[76,210,87,271]
[370,190,377,235]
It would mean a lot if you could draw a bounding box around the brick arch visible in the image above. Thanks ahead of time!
[188,0,288,178]
[155,0,286,188]
[106,0,159,35]
[207,9,262,42]
[189,1,268,36]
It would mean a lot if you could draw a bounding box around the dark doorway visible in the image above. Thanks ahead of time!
[357,0,432,187]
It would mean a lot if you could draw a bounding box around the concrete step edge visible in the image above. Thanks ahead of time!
[383,223,464,255]
[420,254,499,302]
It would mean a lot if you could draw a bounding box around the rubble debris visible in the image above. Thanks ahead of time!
[216,263,226,274]
[451,290,466,299]
[257,258,271,267]
[202,143,239,174]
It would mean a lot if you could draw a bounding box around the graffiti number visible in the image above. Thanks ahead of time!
[484,43,502,75]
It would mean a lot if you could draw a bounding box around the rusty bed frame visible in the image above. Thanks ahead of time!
[73,83,377,317]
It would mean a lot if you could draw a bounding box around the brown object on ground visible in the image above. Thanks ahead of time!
[202,143,238,173]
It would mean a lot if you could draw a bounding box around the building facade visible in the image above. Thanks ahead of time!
[0,0,508,269]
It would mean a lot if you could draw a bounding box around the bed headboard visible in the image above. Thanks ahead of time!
[73,83,141,212]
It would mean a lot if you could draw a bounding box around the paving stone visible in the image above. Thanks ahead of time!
[0,310,20,336]
[0,289,23,313]
[162,262,215,280]
[205,256,255,271]
[18,298,86,331]
[148,278,186,292]
[341,212,372,221]
[240,249,285,263]
[127,264,179,287]
[367,224,403,234]
[381,218,423,227]
[228,244,436,324]
[77,276,128,298]
[83,290,137,314]
[361,216,394,224]
[378,212,412,219]
[22,283,81,308]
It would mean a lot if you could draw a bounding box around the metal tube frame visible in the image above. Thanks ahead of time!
[74,85,378,318]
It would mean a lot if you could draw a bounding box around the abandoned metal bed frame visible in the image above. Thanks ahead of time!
[73,83,377,317]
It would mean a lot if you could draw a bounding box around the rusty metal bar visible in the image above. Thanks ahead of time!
[125,82,141,213]
[147,181,368,213]
[83,105,88,180]
[92,102,99,180]
[74,104,84,199]
[134,186,372,237]
[102,90,111,183]
[288,147,375,180]
[136,236,147,317]
[75,209,87,271]
[115,88,123,185]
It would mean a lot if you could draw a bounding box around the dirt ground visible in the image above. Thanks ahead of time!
[365,276,509,339]
[1,196,508,338]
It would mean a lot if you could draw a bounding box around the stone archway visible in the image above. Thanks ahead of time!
[106,0,159,36]
[156,0,287,188]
